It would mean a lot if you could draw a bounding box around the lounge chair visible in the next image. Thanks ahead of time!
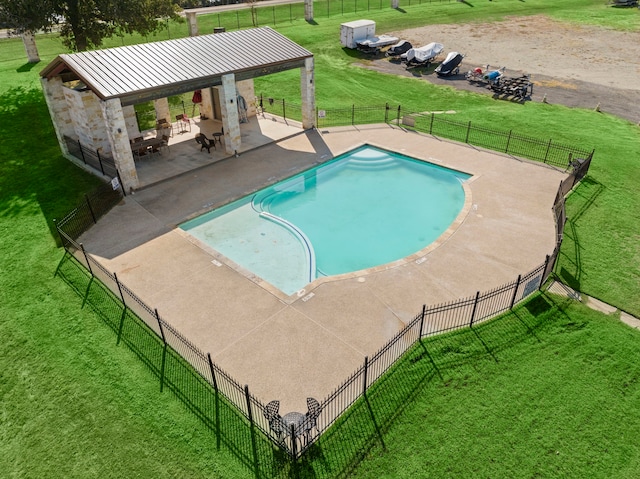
[195,133,215,153]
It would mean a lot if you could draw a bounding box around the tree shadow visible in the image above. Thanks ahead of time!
[17,62,41,72]
[0,87,102,245]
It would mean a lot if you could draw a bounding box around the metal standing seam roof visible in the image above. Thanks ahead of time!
[41,27,313,105]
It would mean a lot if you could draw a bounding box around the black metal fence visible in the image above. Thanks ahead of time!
[135,98,196,132]
[55,178,125,244]
[259,99,595,171]
[306,183,575,456]
[55,107,591,460]
[55,218,294,455]
[197,0,457,32]
[64,135,121,180]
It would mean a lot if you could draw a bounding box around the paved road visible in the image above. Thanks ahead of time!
[181,0,304,15]
[0,0,304,38]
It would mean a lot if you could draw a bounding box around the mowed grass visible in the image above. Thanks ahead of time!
[314,296,640,479]
[1,0,639,477]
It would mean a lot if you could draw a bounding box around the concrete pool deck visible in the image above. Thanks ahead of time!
[79,119,567,415]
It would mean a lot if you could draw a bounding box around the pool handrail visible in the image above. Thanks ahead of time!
[259,211,316,285]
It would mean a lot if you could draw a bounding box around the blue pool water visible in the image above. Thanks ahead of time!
[180,145,470,295]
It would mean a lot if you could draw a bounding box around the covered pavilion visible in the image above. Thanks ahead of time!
[39,27,315,191]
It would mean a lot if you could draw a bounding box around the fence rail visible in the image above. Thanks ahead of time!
[64,135,120,179]
[181,0,457,33]
[55,104,591,460]
[301,163,585,455]
[259,99,595,171]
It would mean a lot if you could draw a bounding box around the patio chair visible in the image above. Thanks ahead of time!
[303,397,322,444]
[155,132,170,154]
[176,113,191,134]
[195,133,214,153]
[263,400,285,441]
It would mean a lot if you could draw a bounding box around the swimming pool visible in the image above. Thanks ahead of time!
[180,145,471,295]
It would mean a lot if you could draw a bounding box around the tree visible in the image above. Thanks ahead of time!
[1,0,182,56]
[0,0,58,62]
[56,0,182,51]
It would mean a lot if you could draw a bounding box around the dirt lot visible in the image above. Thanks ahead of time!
[358,15,640,123]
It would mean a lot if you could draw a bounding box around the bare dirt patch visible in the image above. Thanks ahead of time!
[360,15,640,123]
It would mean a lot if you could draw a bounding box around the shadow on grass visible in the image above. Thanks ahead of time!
[0,87,102,245]
[55,250,574,479]
[17,61,41,72]
[556,176,604,291]
[55,252,293,479]
[299,293,563,478]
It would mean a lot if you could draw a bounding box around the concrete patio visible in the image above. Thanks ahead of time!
[79,117,567,416]
[132,113,306,188]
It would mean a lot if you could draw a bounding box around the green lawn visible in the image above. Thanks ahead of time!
[1,0,639,477]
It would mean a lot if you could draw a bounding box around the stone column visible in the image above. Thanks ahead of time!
[304,0,314,22]
[186,11,199,36]
[101,98,139,191]
[40,76,74,157]
[300,57,316,129]
[154,97,170,124]
[220,73,241,155]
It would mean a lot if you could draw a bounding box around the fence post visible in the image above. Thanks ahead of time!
[114,270,127,302]
[505,130,512,153]
[362,356,369,396]
[351,104,355,126]
[419,304,426,338]
[429,112,435,134]
[207,353,219,393]
[396,105,401,125]
[469,291,480,327]
[291,423,298,459]
[509,275,522,310]
[96,149,106,175]
[465,121,471,144]
[385,103,389,124]
[282,99,286,121]
[116,170,126,197]
[80,243,93,276]
[543,139,552,163]
[77,140,87,164]
[85,194,97,224]
[114,272,128,345]
[53,219,64,249]
[540,255,551,289]
[244,385,254,425]
[156,309,167,392]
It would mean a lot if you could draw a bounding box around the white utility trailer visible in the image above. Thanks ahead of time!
[340,19,376,49]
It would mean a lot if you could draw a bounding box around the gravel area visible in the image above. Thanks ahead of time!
[358,15,640,123]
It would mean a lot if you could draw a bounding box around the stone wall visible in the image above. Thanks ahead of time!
[236,79,256,118]
[64,87,112,155]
